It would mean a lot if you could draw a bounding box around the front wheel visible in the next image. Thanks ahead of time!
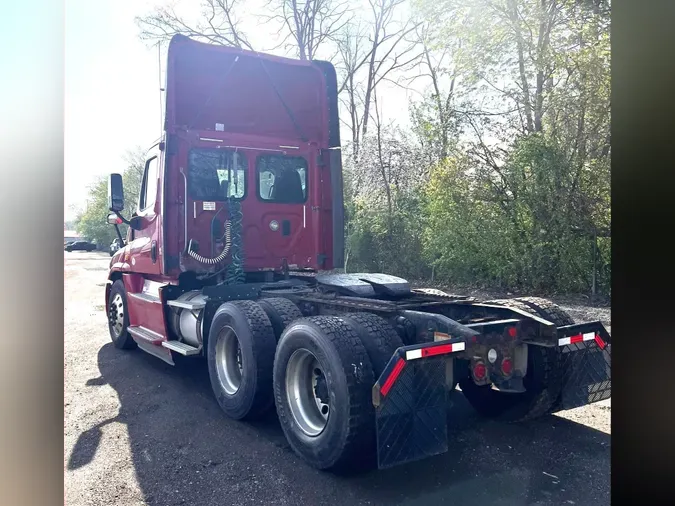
[273,316,376,471]
[107,280,136,350]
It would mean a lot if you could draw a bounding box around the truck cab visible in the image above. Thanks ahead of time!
[111,35,343,286]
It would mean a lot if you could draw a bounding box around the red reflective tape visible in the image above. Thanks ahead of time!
[380,358,406,397]
[569,334,584,344]
[422,343,454,357]
[594,334,607,350]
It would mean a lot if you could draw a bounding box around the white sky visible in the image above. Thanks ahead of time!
[64,0,420,221]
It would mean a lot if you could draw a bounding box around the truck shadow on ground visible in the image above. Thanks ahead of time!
[69,343,610,506]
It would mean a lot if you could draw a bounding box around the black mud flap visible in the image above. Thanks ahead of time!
[372,339,464,469]
[555,321,611,411]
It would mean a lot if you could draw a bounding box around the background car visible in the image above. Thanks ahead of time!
[109,238,121,256]
[65,240,96,252]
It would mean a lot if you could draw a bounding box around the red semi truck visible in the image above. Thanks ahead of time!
[105,35,611,471]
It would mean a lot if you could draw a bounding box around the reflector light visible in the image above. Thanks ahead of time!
[380,358,406,396]
[473,362,487,380]
[594,334,607,349]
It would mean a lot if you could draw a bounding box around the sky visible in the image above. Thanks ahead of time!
[64,0,420,222]
[65,1,159,220]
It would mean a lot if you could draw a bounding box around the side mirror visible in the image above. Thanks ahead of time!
[107,213,122,225]
[108,173,124,212]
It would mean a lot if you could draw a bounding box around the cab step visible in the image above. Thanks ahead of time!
[161,340,201,356]
[127,326,164,344]
[167,299,206,310]
[128,292,161,304]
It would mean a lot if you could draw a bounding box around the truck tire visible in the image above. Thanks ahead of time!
[207,300,277,420]
[257,297,303,342]
[459,298,563,422]
[513,297,575,326]
[107,280,136,350]
[513,297,575,414]
[273,316,376,471]
[340,312,404,378]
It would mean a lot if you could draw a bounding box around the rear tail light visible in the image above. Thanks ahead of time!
[501,357,513,376]
[507,326,517,339]
[472,361,487,381]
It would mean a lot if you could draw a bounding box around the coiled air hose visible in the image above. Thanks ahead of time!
[187,221,232,265]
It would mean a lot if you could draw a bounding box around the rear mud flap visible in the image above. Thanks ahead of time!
[555,322,611,411]
[372,340,465,469]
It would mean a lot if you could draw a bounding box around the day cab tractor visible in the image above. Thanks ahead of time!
[104,35,611,471]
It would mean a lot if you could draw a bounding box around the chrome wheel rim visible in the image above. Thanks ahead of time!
[108,293,124,337]
[286,348,330,437]
[215,327,243,395]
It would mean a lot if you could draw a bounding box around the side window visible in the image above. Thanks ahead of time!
[257,155,307,204]
[139,156,159,210]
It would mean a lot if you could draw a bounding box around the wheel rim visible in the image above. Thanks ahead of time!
[108,293,124,337]
[286,348,330,437]
[215,327,243,395]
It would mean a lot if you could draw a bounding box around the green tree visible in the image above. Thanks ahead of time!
[75,148,146,248]
[409,0,610,294]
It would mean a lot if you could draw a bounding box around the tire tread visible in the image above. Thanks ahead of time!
[209,300,277,419]
[340,312,403,378]
[257,297,303,342]
[275,315,375,470]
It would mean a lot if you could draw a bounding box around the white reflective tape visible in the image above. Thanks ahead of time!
[406,349,423,360]
[453,342,466,352]
[559,332,597,346]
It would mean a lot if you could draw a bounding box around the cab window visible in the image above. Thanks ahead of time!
[257,155,307,203]
[188,149,246,200]
[139,156,159,210]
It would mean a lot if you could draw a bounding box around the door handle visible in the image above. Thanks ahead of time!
[151,240,157,263]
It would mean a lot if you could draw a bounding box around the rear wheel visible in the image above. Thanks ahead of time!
[340,312,403,378]
[513,297,574,327]
[514,297,575,413]
[257,297,303,342]
[459,298,567,422]
[273,316,375,471]
[207,300,277,420]
[107,280,136,350]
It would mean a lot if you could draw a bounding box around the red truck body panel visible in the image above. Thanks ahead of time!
[108,35,343,344]
[158,36,337,276]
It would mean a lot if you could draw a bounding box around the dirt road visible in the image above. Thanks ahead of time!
[64,252,610,506]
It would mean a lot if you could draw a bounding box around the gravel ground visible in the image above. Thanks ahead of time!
[64,252,610,506]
